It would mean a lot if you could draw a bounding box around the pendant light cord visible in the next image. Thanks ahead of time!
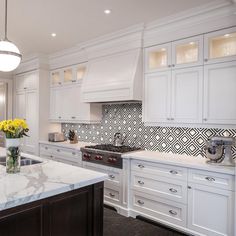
[4,0,8,40]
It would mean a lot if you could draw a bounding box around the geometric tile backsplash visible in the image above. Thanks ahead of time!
[62,103,236,158]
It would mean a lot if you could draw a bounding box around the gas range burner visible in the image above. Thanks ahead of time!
[84,144,141,153]
[81,144,141,169]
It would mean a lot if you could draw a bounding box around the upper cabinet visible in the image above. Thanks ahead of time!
[145,43,171,73]
[144,28,236,128]
[15,72,37,91]
[204,27,236,64]
[50,63,86,87]
[49,63,102,123]
[145,36,203,73]
[172,36,203,69]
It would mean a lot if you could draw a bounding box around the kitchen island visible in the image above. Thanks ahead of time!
[0,150,107,236]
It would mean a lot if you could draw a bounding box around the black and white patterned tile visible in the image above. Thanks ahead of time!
[62,103,236,158]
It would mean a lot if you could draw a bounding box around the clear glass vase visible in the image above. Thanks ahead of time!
[5,138,21,174]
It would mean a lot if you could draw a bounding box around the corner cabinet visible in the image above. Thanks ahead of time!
[144,27,236,128]
[49,63,102,123]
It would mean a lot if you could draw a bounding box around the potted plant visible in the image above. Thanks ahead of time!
[0,119,29,173]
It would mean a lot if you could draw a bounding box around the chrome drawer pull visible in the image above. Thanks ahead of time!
[169,210,177,216]
[138,164,144,168]
[109,174,115,179]
[45,147,48,150]
[72,152,76,155]
[205,177,215,182]
[57,149,60,152]
[138,180,144,185]
[170,170,178,175]
[109,193,115,197]
[169,188,177,193]
[137,200,144,205]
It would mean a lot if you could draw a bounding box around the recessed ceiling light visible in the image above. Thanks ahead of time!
[104,9,111,14]
[224,34,230,37]
[51,33,56,37]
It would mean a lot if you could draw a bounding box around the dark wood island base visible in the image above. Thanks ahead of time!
[0,182,104,236]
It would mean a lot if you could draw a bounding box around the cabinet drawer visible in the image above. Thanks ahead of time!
[131,172,187,204]
[132,191,187,227]
[104,187,120,203]
[188,169,234,191]
[52,147,79,163]
[131,160,187,181]
[40,144,56,155]
[83,162,121,186]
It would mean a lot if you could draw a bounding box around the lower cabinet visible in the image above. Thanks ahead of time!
[129,160,235,236]
[39,143,82,167]
[187,183,234,236]
[0,183,104,236]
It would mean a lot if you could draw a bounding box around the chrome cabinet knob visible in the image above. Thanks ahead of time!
[109,193,115,197]
[109,174,115,179]
[169,188,177,193]
[137,200,144,205]
[138,164,144,168]
[170,170,178,175]
[169,210,177,216]
[204,58,208,62]
[138,180,144,185]
[205,177,215,182]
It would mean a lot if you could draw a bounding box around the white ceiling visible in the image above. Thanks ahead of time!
[0,0,227,56]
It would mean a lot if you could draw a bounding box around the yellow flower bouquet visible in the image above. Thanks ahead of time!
[0,119,29,173]
[0,119,29,139]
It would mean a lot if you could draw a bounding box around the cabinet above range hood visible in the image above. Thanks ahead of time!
[82,48,143,103]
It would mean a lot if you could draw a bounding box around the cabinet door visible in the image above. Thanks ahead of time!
[204,27,236,64]
[15,92,26,119]
[50,88,63,121]
[25,72,37,90]
[145,43,171,73]
[171,67,203,124]
[172,35,203,69]
[50,70,62,87]
[15,74,27,91]
[144,71,171,123]
[188,183,234,236]
[25,90,38,154]
[63,67,76,84]
[203,61,236,125]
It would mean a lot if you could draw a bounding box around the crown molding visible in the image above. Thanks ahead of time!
[144,1,236,47]
[0,72,13,79]
[14,54,49,75]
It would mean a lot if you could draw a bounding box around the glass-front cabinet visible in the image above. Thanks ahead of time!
[50,63,87,87]
[204,27,236,64]
[145,43,171,73]
[172,35,203,68]
[51,71,62,86]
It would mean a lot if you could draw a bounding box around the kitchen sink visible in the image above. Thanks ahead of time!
[0,156,42,166]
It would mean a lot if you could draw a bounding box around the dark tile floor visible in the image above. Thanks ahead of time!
[104,207,188,236]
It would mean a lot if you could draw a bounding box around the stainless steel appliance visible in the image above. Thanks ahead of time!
[81,144,141,169]
[48,132,65,142]
[205,136,235,166]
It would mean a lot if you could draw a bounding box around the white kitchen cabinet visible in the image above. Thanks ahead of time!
[188,183,234,236]
[145,43,172,73]
[203,61,236,125]
[144,67,203,125]
[204,26,236,65]
[144,71,171,123]
[49,83,102,123]
[15,71,37,91]
[172,35,203,69]
[171,67,203,124]
[14,69,51,155]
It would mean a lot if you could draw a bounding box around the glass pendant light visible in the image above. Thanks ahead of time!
[0,0,22,72]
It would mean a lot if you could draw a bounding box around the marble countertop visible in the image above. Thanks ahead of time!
[39,140,96,150]
[0,149,107,211]
[122,150,235,175]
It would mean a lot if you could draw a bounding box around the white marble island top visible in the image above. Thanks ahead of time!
[0,150,107,211]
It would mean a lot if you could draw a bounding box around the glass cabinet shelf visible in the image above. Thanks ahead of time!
[209,32,236,59]
[51,71,61,85]
[148,47,168,70]
[77,66,86,80]
[64,68,73,83]
[176,42,198,65]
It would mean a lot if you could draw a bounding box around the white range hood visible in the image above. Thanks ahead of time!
[82,48,143,103]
